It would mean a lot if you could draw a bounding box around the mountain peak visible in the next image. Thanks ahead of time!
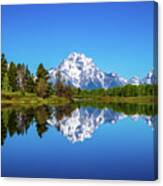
[68,52,85,59]
[48,52,156,89]
[142,70,157,84]
[49,52,102,88]
[66,52,93,66]
[128,76,141,85]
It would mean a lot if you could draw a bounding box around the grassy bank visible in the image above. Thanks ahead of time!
[1,91,70,106]
[1,91,157,106]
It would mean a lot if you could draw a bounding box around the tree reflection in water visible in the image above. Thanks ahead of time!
[1,103,157,145]
[34,106,51,137]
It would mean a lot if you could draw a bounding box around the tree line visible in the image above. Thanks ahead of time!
[76,84,158,98]
[2,53,36,93]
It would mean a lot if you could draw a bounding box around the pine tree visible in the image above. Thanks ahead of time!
[2,73,11,92]
[36,63,48,80]
[25,75,35,93]
[35,63,49,97]
[8,62,18,91]
[36,78,49,98]
[1,53,8,86]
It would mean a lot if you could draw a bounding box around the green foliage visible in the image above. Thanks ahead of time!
[35,63,50,98]
[8,62,18,91]
[75,84,158,98]
[25,75,35,93]
[36,63,48,80]
[1,107,34,145]
[34,106,50,137]
[1,53,8,85]
[55,71,74,100]
[106,84,157,97]
[2,73,11,92]
[36,78,49,98]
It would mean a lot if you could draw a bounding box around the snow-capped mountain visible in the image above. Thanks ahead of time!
[49,52,127,89]
[104,72,127,88]
[49,52,105,89]
[48,52,157,89]
[128,76,141,85]
[142,70,157,85]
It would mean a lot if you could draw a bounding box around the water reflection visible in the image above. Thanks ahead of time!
[1,103,157,145]
[48,106,157,143]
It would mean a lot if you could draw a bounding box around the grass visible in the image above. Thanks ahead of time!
[1,91,157,116]
[1,91,70,106]
[1,91,157,106]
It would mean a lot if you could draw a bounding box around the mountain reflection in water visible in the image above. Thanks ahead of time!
[1,103,157,145]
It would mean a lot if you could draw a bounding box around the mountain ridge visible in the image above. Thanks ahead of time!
[48,52,157,89]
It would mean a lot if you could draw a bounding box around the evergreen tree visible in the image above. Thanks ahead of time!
[2,73,11,92]
[24,66,35,93]
[36,63,48,80]
[8,62,18,91]
[25,75,35,93]
[35,63,50,97]
[1,53,8,86]
[36,78,49,98]
[54,71,74,100]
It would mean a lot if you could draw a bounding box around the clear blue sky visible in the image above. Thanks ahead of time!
[2,1,155,78]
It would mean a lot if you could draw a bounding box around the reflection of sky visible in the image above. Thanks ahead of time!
[2,114,157,180]
[2,2,155,78]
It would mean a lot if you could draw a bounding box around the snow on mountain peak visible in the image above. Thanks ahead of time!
[128,76,141,85]
[48,52,157,89]
[142,70,157,85]
[62,52,92,69]
[49,52,106,89]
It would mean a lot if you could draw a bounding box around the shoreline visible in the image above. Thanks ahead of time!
[1,91,157,106]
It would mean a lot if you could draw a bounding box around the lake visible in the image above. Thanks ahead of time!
[1,104,158,180]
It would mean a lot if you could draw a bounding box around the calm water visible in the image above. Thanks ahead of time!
[1,104,158,180]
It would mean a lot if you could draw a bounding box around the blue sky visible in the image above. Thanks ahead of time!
[2,2,155,78]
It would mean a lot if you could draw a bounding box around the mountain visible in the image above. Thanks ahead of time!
[49,52,105,89]
[49,52,127,89]
[48,52,156,89]
[128,76,141,85]
[142,70,157,85]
